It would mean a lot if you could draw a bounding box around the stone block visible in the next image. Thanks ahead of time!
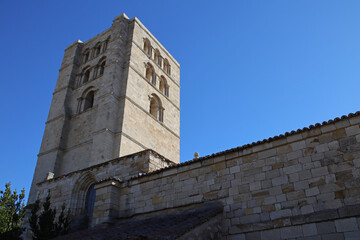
[315,143,330,153]
[299,170,312,180]
[306,187,320,197]
[338,204,360,218]
[302,223,317,236]
[260,229,281,240]
[321,233,344,240]
[291,140,307,150]
[258,148,277,159]
[344,231,360,240]
[245,232,260,240]
[227,233,245,240]
[316,221,336,234]
[287,150,303,160]
[270,209,292,220]
[328,140,340,150]
[294,180,309,190]
[335,217,359,232]
[266,169,281,179]
[301,205,314,215]
[249,181,261,191]
[229,165,240,174]
[239,214,260,224]
[283,164,303,175]
[345,125,360,136]
[272,176,288,186]
[280,226,302,239]
[311,166,329,178]
[308,209,338,222]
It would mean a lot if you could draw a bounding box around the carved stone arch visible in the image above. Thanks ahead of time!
[70,171,97,216]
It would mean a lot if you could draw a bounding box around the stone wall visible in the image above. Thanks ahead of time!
[100,113,360,239]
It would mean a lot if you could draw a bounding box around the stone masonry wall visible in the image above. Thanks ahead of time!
[112,114,360,239]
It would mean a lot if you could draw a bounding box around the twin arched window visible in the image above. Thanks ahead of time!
[145,63,169,97]
[82,36,111,64]
[143,39,171,76]
[80,57,106,85]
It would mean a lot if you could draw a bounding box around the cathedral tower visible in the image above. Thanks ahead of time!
[29,14,180,203]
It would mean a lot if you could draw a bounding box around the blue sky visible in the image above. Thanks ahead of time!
[1,1,360,200]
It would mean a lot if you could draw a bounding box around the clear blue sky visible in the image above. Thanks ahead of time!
[1,1,360,201]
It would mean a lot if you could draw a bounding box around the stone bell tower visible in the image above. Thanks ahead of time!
[29,13,180,203]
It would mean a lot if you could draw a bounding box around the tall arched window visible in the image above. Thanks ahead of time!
[83,91,95,111]
[98,57,106,76]
[99,61,105,76]
[93,42,102,58]
[159,76,169,97]
[83,49,90,63]
[154,49,162,67]
[103,36,111,52]
[146,64,156,85]
[85,184,96,217]
[149,94,163,122]
[163,59,171,75]
[143,38,152,57]
[83,69,91,83]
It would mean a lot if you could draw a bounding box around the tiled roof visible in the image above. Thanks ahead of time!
[130,111,360,180]
[54,202,223,240]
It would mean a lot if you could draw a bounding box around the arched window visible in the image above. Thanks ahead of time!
[149,94,163,122]
[103,36,110,52]
[98,57,106,76]
[99,61,105,76]
[83,91,95,111]
[163,59,171,75]
[83,69,91,83]
[85,184,96,217]
[146,64,156,85]
[159,76,169,97]
[94,43,101,58]
[143,38,152,57]
[83,49,90,63]
[154,49,162,67]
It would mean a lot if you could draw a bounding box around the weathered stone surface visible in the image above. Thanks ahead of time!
[335,217,359,232]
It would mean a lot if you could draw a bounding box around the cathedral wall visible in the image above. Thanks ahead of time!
[121,97,180,162]
[115,115,360,239]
